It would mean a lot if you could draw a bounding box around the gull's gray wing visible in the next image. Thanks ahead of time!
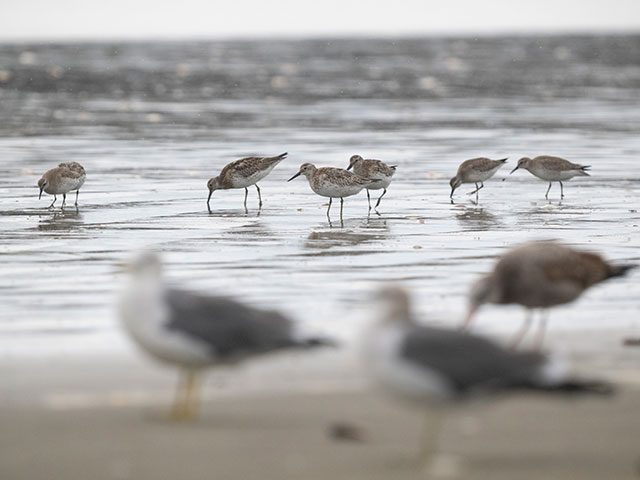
[165,289,295,358]
[401,324,544,395]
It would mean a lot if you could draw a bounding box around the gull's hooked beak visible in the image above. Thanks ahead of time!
[509,166,519,174]
[346,164,353,171]
[288,171,302,182]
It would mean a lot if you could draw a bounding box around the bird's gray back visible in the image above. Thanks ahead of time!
[165,289,295,358]
[401,324,544,395]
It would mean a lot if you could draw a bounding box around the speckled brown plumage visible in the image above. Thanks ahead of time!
[449,157,507,202]
[38,162,87,208]
[347,155,396,210]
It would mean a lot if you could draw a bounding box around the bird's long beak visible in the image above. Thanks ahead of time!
[462,308,476,330]
[288,171,302,182]
[207,189,213,206]
[509,166,519,174]
[38,186,43,199]
[346,164,353,171]
[450,186,455,198]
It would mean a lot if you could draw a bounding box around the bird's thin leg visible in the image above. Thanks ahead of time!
[340,197,344,226]
[375,189,387,209]
[533,311,549,351]
[559,181,564,199]
[255,184,262,208]
[48,195,57,209]
[243,188,248,209]
[366,189,371,211]
[170,371,188,420]
[327,198,332,219]
[418,408,443,470]
[75,189,80,205]
[62,193,67,207]
[545,182,552,200]
[183,370,203,420]
[468,182,480,195]
[510,310,534,349]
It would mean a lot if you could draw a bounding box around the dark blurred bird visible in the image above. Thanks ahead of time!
[465,240,634,348]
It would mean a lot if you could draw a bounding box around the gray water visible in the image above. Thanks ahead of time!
[1,36,639,359]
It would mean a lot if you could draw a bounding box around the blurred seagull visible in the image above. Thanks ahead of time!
[118,251,333,420]
[465,241,635,348]
[363,286,613,463]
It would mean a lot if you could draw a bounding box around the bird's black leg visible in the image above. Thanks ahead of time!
[243,188,248,209]
[375,189,387,209]
[48,195,57,209]
[545,182,552,199]
[366,189,371,211]
[75,189,80,206]
[510,310,533,349]
[559,181,564,199]
[340,197,344,226]
[62,193,66,207]
[327,198,332,219]
[255,184,262,208]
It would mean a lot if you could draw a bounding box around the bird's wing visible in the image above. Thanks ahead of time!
[165,289,294,357]
[401,324,544,394]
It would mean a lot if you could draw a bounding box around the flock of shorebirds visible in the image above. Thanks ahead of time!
[37,153,631,464]
[37,152,591,220]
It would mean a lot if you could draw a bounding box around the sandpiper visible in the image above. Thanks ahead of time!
[510,155,590,200]
[207,152,287,212]
[288,163,375,223]
[37,162,86,208]
[346,154,396,211]
[449,157,507,203]
[465,241,634,348]
[363,286,612,463]
[118,251,333,420]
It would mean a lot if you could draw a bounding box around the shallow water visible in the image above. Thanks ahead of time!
[1,36,639,359]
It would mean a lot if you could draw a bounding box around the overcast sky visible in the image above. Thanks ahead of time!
[1,0,639,40]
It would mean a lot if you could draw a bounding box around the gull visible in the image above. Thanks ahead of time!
[363,286,613,464]
[465,241,634,348]
[207,152,287,212]
[37,162,86,208]
[118,251,333,420]
[510,155,590,200]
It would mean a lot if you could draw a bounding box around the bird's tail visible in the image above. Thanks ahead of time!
[294,336,339,349]
[536,379,614,396]
[498,158,508,163]
[274,152,288,160]
[390,165,398,170]
[578,165,591,176]
[607,264,635,279]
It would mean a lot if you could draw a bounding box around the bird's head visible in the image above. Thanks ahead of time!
[449,175,462,197]
[37,177,47,199]
[207,176,220,205]
[464,276,496,327]
[374,286,413,324]
[510,157,531,174]
[346,155,364,171]
[288,163,316,181]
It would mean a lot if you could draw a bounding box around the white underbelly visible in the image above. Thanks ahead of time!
[529,166,579,181]
[465,166,500,183]
[311,181,364,198]
[230,167,274,188]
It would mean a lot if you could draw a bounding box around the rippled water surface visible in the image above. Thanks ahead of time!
[1,36,639,358]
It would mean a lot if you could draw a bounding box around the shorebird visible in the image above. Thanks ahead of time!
[346,154,396,211]
[510,155,590,200]
[118,251,333,420]
[288,163,375,224]
[363,286,613,463]
[449,157,507,203]
[207,152,287,212]
[465,241,634,348]
[37,162,86,208]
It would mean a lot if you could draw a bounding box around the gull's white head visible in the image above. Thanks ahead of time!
[374,286,412,324]
[125,251,163,279]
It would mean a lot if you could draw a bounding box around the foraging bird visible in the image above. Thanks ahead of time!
[346,154,396,211]
[207,152,287,212]
[449,157,507,203]
[118,251,332,420]
[37,162,86,208]
[363,286,613,461]
[288,163,376,224]
[510,155,590,200]
[465,241,634,348]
